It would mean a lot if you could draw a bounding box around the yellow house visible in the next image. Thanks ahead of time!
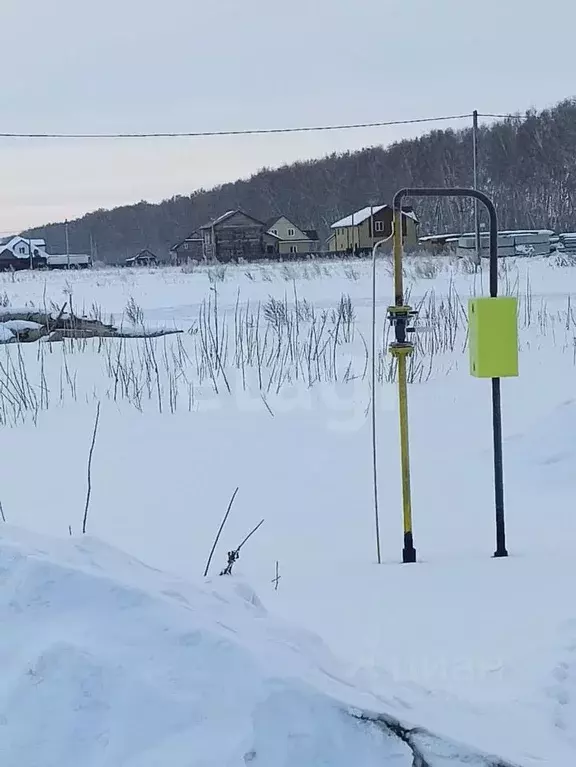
[327,205,419,253]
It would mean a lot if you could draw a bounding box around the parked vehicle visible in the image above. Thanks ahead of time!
[46,254,92,269]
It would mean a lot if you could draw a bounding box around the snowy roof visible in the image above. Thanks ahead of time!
[264,216,318,241]
[331,206,386,228]
[460,229,554,238]
[169,231,202,251]
[208,210,237,226]
[331,205,418,229]
[0,236,47,254]
[200,210,267,230]
[419,233,462,242]
[2,236,26,250]
[0,239,32,259]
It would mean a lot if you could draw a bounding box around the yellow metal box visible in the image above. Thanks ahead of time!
[468,297,518,378]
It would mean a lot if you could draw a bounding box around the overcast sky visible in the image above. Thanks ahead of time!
[1,0,575,233]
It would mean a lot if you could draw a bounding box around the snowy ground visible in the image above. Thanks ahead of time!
[1,526,518,767]
[1,256,575,765]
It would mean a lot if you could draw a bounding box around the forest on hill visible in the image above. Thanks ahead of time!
[24,99,576,262]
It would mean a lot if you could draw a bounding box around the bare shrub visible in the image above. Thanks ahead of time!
[263,296,288,328]
[125,297,144,326]
[295,297,314,322]
[336,294,354,324]
[343,264,360,281]
[550,253,576,268]
[260,268,273,282]
[280,265,298,282]
[410,255,443,280]
[207,265,227,283]
[181,260,199,274]
[456,255,479,274]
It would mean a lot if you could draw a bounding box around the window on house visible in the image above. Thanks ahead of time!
[374,221,384,233]
[270,229,278,235]
[289,245,298,253]
[288,228,295,237]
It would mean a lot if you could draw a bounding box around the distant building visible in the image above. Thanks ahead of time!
[0,236,47,270]
[264,215,320,255]
[125,249,158,267]
[170,211,322,262]
[327,205,419,254]
[170,231,203,264]
[200,210,279,262]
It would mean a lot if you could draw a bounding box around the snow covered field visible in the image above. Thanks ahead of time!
[1,255,576,765]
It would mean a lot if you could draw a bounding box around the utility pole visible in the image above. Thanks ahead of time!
[472,110,481,266]
[369,204,382,565]
[65,219,70,269]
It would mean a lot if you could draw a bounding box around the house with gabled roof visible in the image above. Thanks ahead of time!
[170,230,204,264]
[0,236,47,270]
[125,249,158,267]
[199,210,280,262]
[327,205,419,254]
[265,215,320,255]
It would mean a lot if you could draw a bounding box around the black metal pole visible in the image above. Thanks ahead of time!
[491,377,507,556]
[393,188,507,558]
[487,199,508,558]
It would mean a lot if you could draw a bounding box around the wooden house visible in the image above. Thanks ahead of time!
[200,210,278,262]
[125,249,158,267]
[170,231,204,264]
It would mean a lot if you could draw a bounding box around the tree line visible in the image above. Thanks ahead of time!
[24,98,576,261]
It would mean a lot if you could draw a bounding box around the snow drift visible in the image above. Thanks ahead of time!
[0,527,515,766]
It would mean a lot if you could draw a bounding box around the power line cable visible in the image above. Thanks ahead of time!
[478,112,523,119]
[0,113,476,139]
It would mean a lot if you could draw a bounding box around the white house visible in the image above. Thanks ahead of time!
[0,237,48,270]
[0,236,47,259]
